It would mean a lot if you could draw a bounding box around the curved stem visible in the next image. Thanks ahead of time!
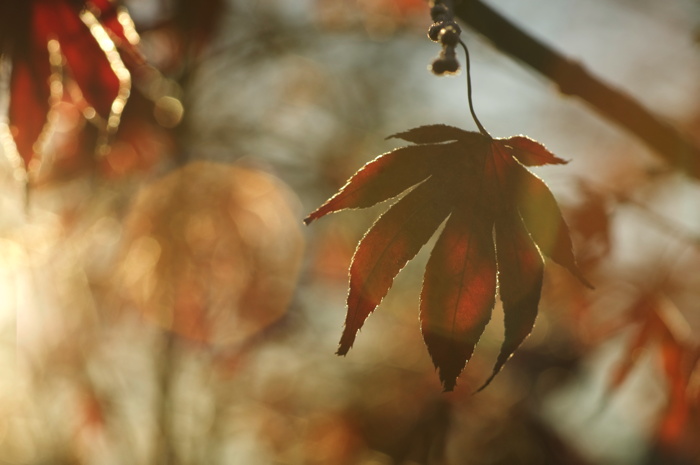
[460,40,490,138]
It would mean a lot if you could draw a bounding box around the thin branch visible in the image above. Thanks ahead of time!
[454,0,700,181]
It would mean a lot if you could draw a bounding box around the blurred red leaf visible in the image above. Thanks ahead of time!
[8,58,52,167]
[306,124,588,391]
[36,1,121,117]
[567,182,612,269]
[606,289,699,446]
[1,0,141,169]
[658,335,689,444]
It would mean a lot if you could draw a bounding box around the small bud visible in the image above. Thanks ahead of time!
[430,49,460,75]
[428,23,443,42]
[430,3,449,22]
[441,21,461,35]
[439,25,460,47]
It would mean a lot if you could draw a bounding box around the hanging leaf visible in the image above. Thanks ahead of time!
[306,124,590,391]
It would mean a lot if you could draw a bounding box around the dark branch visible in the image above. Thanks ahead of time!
[454,0,700,181]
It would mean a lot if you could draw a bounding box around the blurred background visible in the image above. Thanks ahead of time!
[1,0,700,463]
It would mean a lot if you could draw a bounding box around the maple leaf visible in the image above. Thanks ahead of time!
[306,124,590,391]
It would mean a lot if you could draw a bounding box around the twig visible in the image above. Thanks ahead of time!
[454,0,700,181]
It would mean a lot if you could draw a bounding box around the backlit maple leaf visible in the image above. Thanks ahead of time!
[306,124,591,391]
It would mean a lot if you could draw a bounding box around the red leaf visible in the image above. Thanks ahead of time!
[338,175,453,355]
[35,1,121,117]
[607,315,654,392]
[420,206,497,391]
[306,124,586,391]
[8,58,51,166]
[513,165,592,288]
[659,336,690,444]
[4,0,143,170]
[568,182,612,267]
[305,142,458,224]
[502,135,568,166]
[478,212,544,391]
[388,124,481,145]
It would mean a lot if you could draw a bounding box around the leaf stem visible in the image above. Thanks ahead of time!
[460,40,490,138]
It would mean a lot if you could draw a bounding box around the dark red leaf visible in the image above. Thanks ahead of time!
[305,143,458,224]
[8,58,51,166]
[388,124,480,145]
[502,135,568,166]
[2,0,144,170]
[420,206,497,391]
[569,182,612,266]
[607,315,654,392]
[659,335,690,444]
[479,212,544,391]
[513,165,592,288]
[338,175,454,355]
[35,1,122,118]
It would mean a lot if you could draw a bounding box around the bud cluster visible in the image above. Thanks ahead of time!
[427,1,461,75]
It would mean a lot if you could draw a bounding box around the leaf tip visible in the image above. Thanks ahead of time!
[336,336,354,356]
[337,322,361,356]
[336,343,352,356]
[442,380,456,392]
[385,130,411,141]
[474,371,499,394]
[437,366,460,392]
[304,208,325,225]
